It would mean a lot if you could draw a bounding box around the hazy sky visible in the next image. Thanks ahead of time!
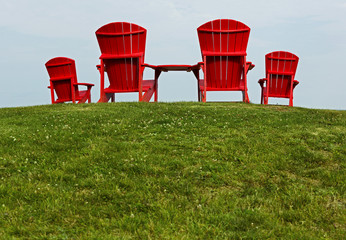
[0,0,345,109]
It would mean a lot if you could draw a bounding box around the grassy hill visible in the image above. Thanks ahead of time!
[0,102,345,239]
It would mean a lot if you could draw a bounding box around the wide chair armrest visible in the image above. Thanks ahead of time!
[246,62,255,71]
[258,78,267,83]
[195,62,204,68]
[194,62,205,75]
[96,64,107,72]
[142,63,159,70]
[258,78,267,87]
[47,86,51,89]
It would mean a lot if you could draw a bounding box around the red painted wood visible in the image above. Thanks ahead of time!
[96,22,158,102]
[258,51,299,106]
[45,57,94,104]
[153,64,201,72]
[197,19,254,102]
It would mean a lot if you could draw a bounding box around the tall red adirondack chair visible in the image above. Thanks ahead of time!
[258,51,299,106]
[45,57,94,104]
[96,22,158,102]
[196,19,255,102]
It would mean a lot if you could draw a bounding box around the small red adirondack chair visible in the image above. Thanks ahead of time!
[96,22,158,102]
[258,51,299,106]
[196,19,255,102]
[45,57,94,104]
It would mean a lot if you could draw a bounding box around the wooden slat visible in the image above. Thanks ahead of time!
[226,20,238,89]
[202,51,247,56]
[267,70,295,75]
[45,62,72,67]
[198,28,249,33]
[100,53,143,59]
[268,56,297,61]
[96,29,145,36]
[50,75,74,81]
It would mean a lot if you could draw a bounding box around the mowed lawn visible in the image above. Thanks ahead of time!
[0,102,345,239]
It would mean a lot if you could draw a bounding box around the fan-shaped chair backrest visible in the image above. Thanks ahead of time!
[96,22,147,91]
[265,51,299,97]
[45,57,78,101]
[197,19,251,89]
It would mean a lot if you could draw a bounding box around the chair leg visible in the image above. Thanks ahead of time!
[106,93,114,102]
[154,82,158,102]
[289,97,293,107]
[242,90,250,103]
[98,93,107,103]
[260,89,263,104]
[98,93,114,103]
[153,69,161,103]
[88,86,92,103]
[192,69,201,102]
[197,87,201,102]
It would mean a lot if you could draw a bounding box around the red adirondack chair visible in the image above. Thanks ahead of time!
[96,22,158,102]
[196,19,255,102]
[258,51,299,106]
[45,57,94,104]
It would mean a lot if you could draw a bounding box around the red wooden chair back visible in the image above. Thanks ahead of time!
[265,51,299,97]
[96,22,147,92]
[45,57,79,102]
[197,19,250,90]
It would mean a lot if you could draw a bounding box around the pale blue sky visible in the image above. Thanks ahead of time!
[0,0,345,109]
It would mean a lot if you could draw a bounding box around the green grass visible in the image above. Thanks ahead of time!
[0,102,345,239]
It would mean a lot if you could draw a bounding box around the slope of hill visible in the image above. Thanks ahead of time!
[0,103,345,239]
